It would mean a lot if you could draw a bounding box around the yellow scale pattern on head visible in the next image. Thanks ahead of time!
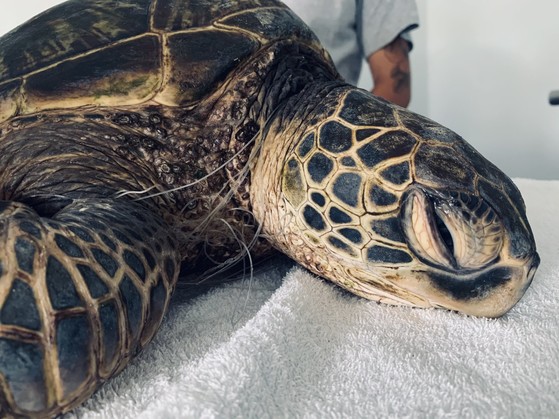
[281,91,425,267]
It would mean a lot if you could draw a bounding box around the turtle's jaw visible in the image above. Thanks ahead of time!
[419,254,540,317]
[399,187,540,317]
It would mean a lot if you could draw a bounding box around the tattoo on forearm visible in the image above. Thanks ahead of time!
[386,38,410,94]
[391,65,410,94]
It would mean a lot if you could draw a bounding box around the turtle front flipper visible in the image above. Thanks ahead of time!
[0,121,182,417]
[0,198,180,418]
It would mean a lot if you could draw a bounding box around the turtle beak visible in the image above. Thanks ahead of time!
[525,254,540,290]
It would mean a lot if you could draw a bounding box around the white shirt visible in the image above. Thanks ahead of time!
[283,0,419,84]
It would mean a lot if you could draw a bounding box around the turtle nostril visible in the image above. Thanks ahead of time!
[433,208,454,256]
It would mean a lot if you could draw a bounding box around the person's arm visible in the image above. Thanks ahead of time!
[368,36,411,107]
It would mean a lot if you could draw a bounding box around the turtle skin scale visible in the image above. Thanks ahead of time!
[0,0,539,417]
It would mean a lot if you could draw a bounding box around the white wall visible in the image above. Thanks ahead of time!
[3,1,558,179]
[361,0,559,180]
[426,0,559,180]
[0,2,63,34]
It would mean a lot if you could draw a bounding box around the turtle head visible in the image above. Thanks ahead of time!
[252,85,539,317]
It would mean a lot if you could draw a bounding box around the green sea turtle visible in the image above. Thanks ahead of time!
[0,0,539,416]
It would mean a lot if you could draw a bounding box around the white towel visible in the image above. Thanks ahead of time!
[65,179,559,418]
